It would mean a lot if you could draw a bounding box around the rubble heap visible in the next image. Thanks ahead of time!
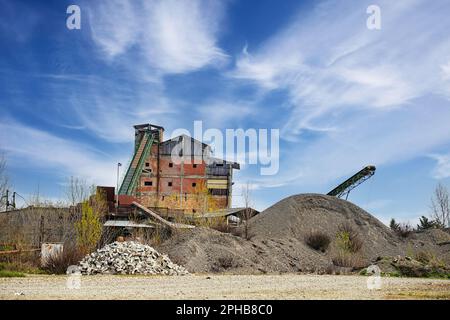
[79,241,188,275]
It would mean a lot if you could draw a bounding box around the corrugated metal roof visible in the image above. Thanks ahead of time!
[104,220,154,228]
[194,207,253,218]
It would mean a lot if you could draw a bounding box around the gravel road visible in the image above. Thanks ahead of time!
[1,274,449,300]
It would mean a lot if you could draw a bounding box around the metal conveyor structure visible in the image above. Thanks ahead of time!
[118,124,162,196]
[327,165,376,200]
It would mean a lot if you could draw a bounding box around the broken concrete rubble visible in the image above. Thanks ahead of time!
[78,241,188,275]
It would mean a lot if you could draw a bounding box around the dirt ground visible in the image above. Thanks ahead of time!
[1,274,449,300]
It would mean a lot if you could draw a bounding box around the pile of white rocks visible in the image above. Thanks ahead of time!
[78,241,189,275]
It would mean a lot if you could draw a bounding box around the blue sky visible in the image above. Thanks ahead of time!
[1,0,450,225]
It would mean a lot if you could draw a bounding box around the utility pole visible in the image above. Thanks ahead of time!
[116,162,122,209]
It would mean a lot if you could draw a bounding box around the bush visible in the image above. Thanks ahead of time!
[218,256,234,269]
[75,201,103,254]
[336,223,363,253]
[417,216,440,230]
[390,218,414,238]
[395,223,413,238]
[42,246,85,275]
[331,250,366,269]
[305,231,331,252]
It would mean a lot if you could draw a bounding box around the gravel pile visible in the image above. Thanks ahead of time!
[158,194,450,274]
[79,241,188,275]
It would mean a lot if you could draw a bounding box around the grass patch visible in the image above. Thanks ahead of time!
[0,270,25,277]
[0,261,47,275]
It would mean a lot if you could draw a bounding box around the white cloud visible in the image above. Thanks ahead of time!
[196,100,255,128]
[0,120,123,186]
[225,0,450,194]
[88,0,228,75]
[429,153,450,179]
[60,76,180,143]
[230,0,450,139]
[441,61,450,80]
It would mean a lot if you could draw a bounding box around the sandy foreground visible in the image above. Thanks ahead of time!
[0,274,449,300]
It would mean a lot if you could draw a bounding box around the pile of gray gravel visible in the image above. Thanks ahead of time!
[79,241,188,275]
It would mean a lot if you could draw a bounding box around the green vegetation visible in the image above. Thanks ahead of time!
[417,216,441,230]
[335,223,363,253]
[332,223,365,269]
[75,200,103,254]
[0,244,15,251]
[0,262,29,277]
[0,270,25,277]
[389,218,413,238]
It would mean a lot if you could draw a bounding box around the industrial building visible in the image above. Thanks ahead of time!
[117,124,240,216]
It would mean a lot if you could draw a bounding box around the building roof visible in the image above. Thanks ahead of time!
[160,134,240,168]
[104,220,155,228]
[194,207,259,218]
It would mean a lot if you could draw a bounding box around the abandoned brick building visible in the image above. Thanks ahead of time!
[118,124,239,215]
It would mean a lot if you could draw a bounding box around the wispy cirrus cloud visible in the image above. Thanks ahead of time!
[230,0,450,138]
[87,0,228,75]
[227,0,450,189]
[0,120,122,185]
[429,153,450,179]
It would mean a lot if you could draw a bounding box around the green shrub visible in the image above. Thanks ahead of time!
[336,223,363,253]
[75,200,103,254]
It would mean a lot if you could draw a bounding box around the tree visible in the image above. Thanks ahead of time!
[390,218,413,238]
[0,153,10,211]
[75,200,103,254]
[389,218,400,231]
[65,176,90,206]
[242,181,255,240]
[74,188,107,254]
[430,183,450,228]
[417,216,440,230]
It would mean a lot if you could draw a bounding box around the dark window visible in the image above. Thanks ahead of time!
[145,162,150,167]
[168,182,172,187]
[193,164,197,168]
[192,182,197,187]
[192,209,196,213]
[144,181,152,186]
[210,189,228,196]
[162,196,165,201]
[169,163,173,167]
[216,163,224,167]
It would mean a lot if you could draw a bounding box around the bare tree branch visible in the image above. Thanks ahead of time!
[430,183,450,228]
[0,152,10,211]
[64,176,90,206]
[242,181,255,240]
